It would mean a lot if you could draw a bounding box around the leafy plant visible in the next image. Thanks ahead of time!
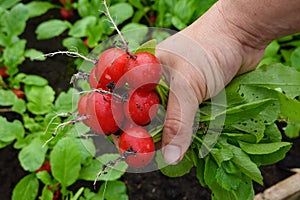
[152,63,299,200]
[1,1,300,200]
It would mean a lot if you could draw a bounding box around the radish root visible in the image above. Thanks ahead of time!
[41,48,98,64]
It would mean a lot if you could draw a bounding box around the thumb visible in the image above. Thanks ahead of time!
[162,70,200,165]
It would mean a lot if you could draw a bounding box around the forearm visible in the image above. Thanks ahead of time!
[220,0,300,49]
[176,0,300,84]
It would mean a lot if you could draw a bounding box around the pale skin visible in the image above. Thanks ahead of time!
[157,0,300,164]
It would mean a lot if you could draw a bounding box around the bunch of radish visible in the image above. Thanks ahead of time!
[77,47,162,168]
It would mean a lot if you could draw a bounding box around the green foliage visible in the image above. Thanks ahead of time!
[50,137,82,187]
[147,61,299,199]
[12,174,39,200]
[79,154,127,181]
[188,64,299,199]
[81,181,128,200]
[156,150,194,177]
[36,20,72,40]
[0,2,53,75]
[2,1,300,200]
[19,138,48,171]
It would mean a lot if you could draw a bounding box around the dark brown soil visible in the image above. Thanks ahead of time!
[1,2,300,200]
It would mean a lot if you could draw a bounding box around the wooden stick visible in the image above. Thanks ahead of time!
[254,172,300,200]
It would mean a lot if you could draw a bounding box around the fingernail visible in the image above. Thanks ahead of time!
[163,144,181,165]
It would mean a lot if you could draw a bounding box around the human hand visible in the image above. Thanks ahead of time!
[156,2,265,164]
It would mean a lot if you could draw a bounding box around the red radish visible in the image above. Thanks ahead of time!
[118,127,155,168]
[53,189,60,200]
[123,89,160,126]
[94,48,128,90]
[0,67,8,77]
[86,92,123,135]
[124,52,162,91]
[12,88,25,99]
[77,94,90,126]
[60,8,73,20]
[89,67,98,89]
[59,0,73,5]
[149,15,157,23]
[36,159,51,173]
[83,38,91,49]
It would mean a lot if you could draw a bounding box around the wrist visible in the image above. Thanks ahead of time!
[180,2,264,82]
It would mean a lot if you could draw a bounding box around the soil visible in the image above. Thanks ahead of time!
[1,2,300,200]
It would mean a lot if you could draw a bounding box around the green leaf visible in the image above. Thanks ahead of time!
[135,39,156,55]
[25,85,55,115]
[258,56,281,67]
[204,156,218,186]
[12,98,27,114]
[0,0,21,9]
[50,137,82,187]
[231,175,254,200]
[281,49,293,65]
[15,73,48,86]
[18,138,48,172]
[216,166,241,190]
[82,188,97,199]
[68,16,97,37]
[4,3,29,37]
[36,19,71,40]
[263,124,282,142]
[239,141,291,155]
[73,138,96,163]
[291,46,300,71]
[121,23,148,49]
[77,0,104,17]
[69,187,84,200]
[171,16,187,30]
[205,156,254,200]
[3,39,26,69]
[25,2,56,18]
[41,185,53,200]
[0,116,24,143]
[36,171,54,186]
[238,85,280,124]
[14,134,35,149]
[0,141,12,149]
[0,89,17,106]
[25,49,46,61]
[231,117,265,143]
[279,93,300,138]
[223,142,263,185]
[86,23,104,47]
[210,148,233,167]
[202,99,275,125]
[109,3,134,25]
[151,29,172,44]
[173,0,195,24]
[23,114,43,132]
[79,154,127,181]
[250,145,292,166]
[97,181,128,200]
[12,174,39,200]
[241,64,300,99]
[263,40,280,58]
[285,123,300,138]
[156,150,193,177]
[54,88,76,113]
[62,37,89,55]
[196,158,206,186]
